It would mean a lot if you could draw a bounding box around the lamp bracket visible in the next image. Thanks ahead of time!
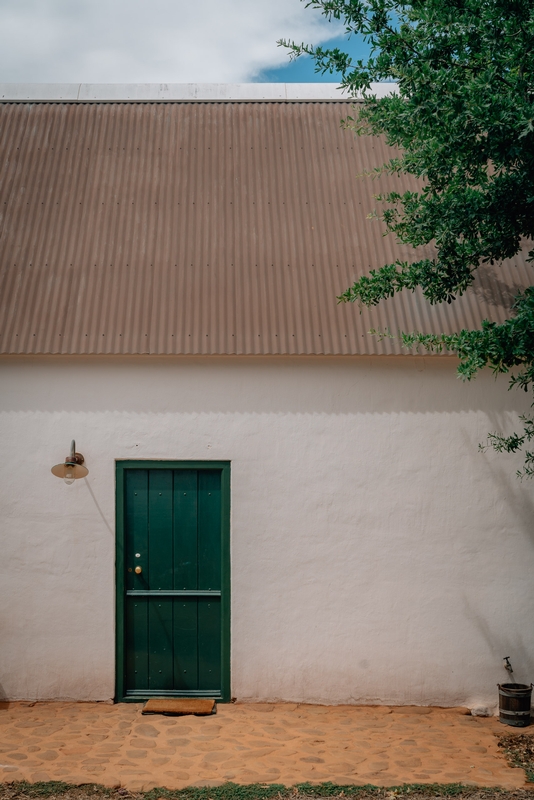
[65,439,85,466]
[66,452,85,466]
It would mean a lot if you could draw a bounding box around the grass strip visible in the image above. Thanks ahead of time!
[1,782,534,800]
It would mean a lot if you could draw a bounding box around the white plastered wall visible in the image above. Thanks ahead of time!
[1,355,533,708]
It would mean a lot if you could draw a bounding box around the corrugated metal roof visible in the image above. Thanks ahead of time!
[0,100,531,356]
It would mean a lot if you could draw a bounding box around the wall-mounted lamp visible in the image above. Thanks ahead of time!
[51,440,89,485]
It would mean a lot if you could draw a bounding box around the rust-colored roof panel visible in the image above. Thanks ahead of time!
[0,101,532,355]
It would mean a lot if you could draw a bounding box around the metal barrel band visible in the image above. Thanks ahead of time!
[498,683,533,692]
[500,708,531,716]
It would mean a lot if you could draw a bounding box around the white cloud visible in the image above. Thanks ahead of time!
[0,0,342,83]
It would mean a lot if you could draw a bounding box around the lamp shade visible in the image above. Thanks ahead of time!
[51,462,89,479]
[51,440,88,482]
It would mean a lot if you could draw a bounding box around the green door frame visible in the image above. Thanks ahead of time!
[115,460,231,702]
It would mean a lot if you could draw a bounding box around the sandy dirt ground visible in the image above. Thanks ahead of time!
[0,702,527,792]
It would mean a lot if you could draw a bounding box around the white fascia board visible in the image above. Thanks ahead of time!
[0,83,80,100]
[0,82,397,102]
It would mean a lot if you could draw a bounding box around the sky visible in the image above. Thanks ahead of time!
[0,0,370,84]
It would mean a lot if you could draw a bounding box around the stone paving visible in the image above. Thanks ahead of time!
[0,701,528,792]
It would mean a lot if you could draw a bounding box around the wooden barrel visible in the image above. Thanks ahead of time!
[498,683,532,727]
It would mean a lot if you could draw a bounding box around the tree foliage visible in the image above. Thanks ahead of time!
[281,0,534,475]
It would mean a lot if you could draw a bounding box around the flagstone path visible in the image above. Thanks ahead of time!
[0,701,527,792]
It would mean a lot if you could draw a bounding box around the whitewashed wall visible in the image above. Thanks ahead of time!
[1,355,533,708]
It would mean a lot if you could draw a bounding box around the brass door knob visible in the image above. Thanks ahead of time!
[134,566,142,575]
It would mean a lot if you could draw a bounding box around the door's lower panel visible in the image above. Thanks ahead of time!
[125,596,222,696]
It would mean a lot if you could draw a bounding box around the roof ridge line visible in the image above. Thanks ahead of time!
[0,82,397,103]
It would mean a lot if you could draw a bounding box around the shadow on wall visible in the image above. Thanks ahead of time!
[458,425,534,690]
[457,420,534,570]
[83,477,113,536]
[474,409,534,542]
[462,592,534,691]
[1,355,532,417]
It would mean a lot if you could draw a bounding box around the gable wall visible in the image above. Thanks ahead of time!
[1,355,533,708]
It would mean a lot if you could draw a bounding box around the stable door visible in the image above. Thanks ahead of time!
[116,462,230,701]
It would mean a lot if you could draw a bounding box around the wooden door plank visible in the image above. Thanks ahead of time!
[148,470,173,590]
[173,470,198,590]
[125,469,148,591]
[124,470,149,690]
[148,597,174,690]
[125,597,149,691]
[198,597,221,689]
[173,597,199,690]
[197,470,221,590]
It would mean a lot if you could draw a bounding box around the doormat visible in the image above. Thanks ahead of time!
[142,698,216,716]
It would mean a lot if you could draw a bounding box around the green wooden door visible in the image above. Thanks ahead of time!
[116,462,230,702]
